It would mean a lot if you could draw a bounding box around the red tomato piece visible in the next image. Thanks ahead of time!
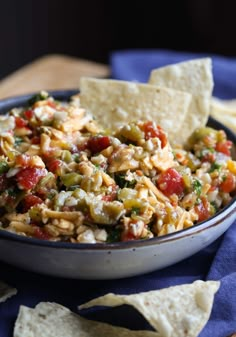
[47,101,56,109]
[15,154,31,167]
[195,197,210,222]
[215,141,232,156]
[23,194,43,212]
[34,227,51,240]
[31,136,40,144]
[16,168,46,190]
[157,168,184,197]
[24,109,34,119]
[121,230,136,242]
[220,173,236,193]
[15,116,28,128]
[47,159,62,174]
[202,153,216,163]
[77,142,88,152]
[102,185,118,201]
[142,121,167,148]
[87,136,111,154]
[102,195,113,202]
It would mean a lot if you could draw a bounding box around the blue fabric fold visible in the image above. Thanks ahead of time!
[0,49,236,337]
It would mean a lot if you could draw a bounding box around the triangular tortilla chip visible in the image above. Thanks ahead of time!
[149,58,214,144]
[13,302,159,337]
[80,78,192,142]
[0,280,17,303]
[79,280,220,337]
[210,97,236,132]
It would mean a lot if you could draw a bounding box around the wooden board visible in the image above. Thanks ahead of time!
[0,54,110,99]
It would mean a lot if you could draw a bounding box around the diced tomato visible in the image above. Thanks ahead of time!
[121,230,136,242]
[22,194,43,212]
[157,168,184,197]
[15,116,28,128]
[77,141,88,152]
[201,152,216,163]
[16,168,46,190]
[195,197,210,222]
[15,154,31,167]
[141,121,167,148]
[24,109,34,119]
[102,184,118,202]
[47,159,63,174]
[61,205,76,212]
[87,136,111,154]
[215,141,232,156]
[6,195,17,208]
[220,172,236,193]
[31,136,40,144]
[208,185,217,192]
[102,195,113,202]
[34,226,51,240]
[47,101,56,109]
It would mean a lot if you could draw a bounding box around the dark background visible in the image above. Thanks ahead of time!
[0,0,235,80]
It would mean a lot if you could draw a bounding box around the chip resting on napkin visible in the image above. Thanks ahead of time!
[79,280,220,337]
[13,280,220,337]
[13,302,159,337]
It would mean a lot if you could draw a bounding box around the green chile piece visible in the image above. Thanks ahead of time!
[119,123,144,142]
[89,200,124,225]
[61,173,82,187]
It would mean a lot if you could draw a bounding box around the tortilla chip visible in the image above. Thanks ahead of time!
[149,58,214,144]
[13,302,159,337]
[80,78,192,142]
[0,280,17,303]
[211,97,236,132]
[79,280,220,337]
[212,96,236,109]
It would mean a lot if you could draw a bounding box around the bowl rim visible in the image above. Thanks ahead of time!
[0,89,235,250]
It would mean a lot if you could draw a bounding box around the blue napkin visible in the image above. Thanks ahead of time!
[111,49,236,99]
[1,49,236,337]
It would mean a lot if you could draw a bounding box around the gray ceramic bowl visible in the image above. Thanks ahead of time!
[0,90,235,280]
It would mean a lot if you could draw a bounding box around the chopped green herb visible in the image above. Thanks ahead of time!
[5,188,25,212]
[28,92,49,106]
[7,187,18,198]
[14,136,24,146]
[208,147,215,153]
[209,162,221,173]
[72,154,80,163]
[193,179,202,197]
[131,207,140,215]
[106,227,122,243]
[114,173,136,188]
[221,174,227,182]
[210,201,219,213]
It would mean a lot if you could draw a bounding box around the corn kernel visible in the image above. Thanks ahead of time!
[227,160,236,174]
